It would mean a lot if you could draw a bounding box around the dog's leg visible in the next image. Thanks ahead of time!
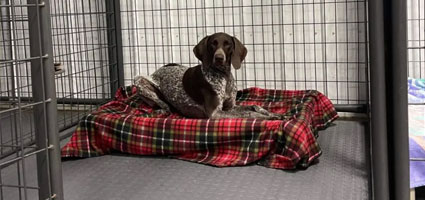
[212,105,283,120]
[222,98,236,111]
[201,88,221,118]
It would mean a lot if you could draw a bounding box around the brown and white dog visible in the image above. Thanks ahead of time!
[150,32,279,119]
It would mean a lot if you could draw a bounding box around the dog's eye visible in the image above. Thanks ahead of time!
[212,40,218,46]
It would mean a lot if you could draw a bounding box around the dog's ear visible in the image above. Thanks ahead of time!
[193,35,211,66]
[231,37,247,70]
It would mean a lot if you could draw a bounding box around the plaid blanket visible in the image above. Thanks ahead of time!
[61,86,338,169]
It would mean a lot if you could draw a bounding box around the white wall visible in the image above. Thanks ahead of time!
[50,0,110,99]
[120,0,368,104]
[2,0,423,105]
[408,0,425,79]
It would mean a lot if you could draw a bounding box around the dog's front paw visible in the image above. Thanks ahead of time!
[249,105,268,114]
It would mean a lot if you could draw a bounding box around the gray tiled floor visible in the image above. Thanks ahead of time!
[1,120,370,200]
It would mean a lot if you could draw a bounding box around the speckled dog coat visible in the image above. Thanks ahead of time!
[150,33,280,119]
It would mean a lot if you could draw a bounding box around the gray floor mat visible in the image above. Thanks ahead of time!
[0,110,85,157]
[1,120,370,200]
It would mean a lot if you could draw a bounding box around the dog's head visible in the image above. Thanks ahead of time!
[193,32,247,72]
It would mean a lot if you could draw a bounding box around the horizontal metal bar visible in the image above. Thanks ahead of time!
[0,54,49,65]
[0,144,37,149]
[0,184,39,190]
[408,103,425,105]
[0,100,48,115]
[0,137,36,160]
[0,19,28,23]
[334,104,367,113]
[122,61,368,65]
[1,96,366,112]
[119,22,367,30]
[119,1,365,13]
[0,145,53,168]
[50,11,112,17]
[0,97,109,105]
[59,125,78,141]
[0,2,44,8]
[407,46,425,49]
[410,158,425,161]
[121,42,368,47]
[56,98,109,105]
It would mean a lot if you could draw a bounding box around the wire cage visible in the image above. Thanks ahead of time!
[0,0,63,199]
[408,0,425,79]
[0,0,120,199]
[0,0,413,199]
[120,0,369,108]
[407,0,425,173]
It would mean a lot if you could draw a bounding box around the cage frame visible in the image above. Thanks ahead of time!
[0,0,412,199]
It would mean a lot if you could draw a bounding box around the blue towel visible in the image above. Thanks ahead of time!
[408,77,425,103]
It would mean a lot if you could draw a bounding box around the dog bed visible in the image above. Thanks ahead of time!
[61,86,338,169]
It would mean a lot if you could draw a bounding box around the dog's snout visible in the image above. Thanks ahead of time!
[214,48,226,64]
[215,54,224,61]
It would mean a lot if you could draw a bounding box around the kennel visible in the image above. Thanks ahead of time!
[0,0,411,199]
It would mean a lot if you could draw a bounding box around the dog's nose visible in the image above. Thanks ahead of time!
[214,54,224,62]
[214,48,226,64]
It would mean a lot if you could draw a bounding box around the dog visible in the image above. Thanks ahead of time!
[150,32,280,119]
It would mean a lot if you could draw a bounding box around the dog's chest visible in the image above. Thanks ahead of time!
[202,69,230,99]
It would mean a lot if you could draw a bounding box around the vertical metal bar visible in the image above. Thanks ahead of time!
[142,0,150,73]
[106,0,124,96]
[80,0,92,101]
[166,1,175,63]
[345,0,349,103]
[0,170,3,199]
[64,0,77,126]
[312,1,317,91]
[290,0,296,89]
[368,0,390,199]
[260,2,266,88]
[334,0,339,103]
[27,0,64,199]
[418,0,422,78]
[418,1,425,78]
[302,0,307,90]
[0,0,10,157]
[151,0,159,67]
[271,3,277,90]
[385,0,409,199]
[363,0,370,106]
[251,0,257,87]
[126,0,134,78]
[88,0,99,100]
[423,0,425,78]
[72,0,83,122]
[10,1,29,198]
[279,2,286,90]
[97,0,107,98]
[240,0,246,89]
[321,0,328,99]
[134,0,142,76]
[160,0,167,67]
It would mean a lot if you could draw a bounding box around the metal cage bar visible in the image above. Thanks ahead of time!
[369,0,410,199]
[0,0,64,199]
[1,0,125,171]
[50,0,115,134]
[385,0,409,199]
[368,0,390,199]
[27,0,64,199]
[119,0,370,110]
[106,0,124,96]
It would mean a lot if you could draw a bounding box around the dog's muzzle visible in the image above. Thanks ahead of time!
[213,48,226,65]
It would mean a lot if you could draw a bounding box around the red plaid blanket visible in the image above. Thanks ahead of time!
[61,86,338,169]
